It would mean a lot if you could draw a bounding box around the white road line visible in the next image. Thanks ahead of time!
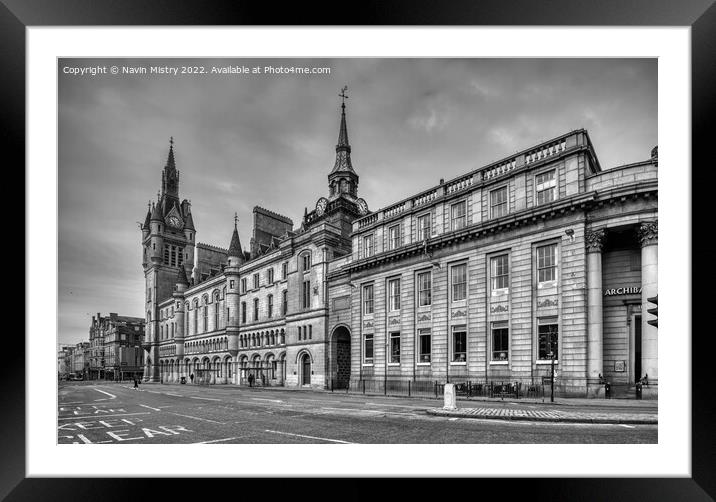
[168,412,224,424]
[321,407,382,413]
[190,396,221,401]
[264,430,355,444]
[618,424,636,429]
[93,388,116,399]
[365,402,418,409]
[194,437,243,444]
[251,398,283,403]
[58,412,151,420]
[139,404,161,411]
[164,393,183,397]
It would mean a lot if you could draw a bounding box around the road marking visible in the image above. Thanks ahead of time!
[147,390,162,394]
[251,398,283,403]
[618,424,636,429]
[168,412,224,424]
[190,396,221,401]
[194,437,243,444]
[321,407,382,413]
[58,412,151,420]
[93,388,116,399]
[365,402,418,409]
[264,430,354,444]
[165,393,183,397]
[139,404,161,412]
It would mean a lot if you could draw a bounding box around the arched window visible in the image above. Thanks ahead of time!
[160,325,164,339]
[299,251,312,273]
[203,297,208,332]
[193,300,199,334]
[214,301,219,330]
[170,323,174,338]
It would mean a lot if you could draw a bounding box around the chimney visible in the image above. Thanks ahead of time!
[650,146,658,166]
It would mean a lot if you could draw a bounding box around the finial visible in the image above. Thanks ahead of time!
[339,85,348,108]
[234,212,238,229]
[170,136,174,147]
[147,201,151,211]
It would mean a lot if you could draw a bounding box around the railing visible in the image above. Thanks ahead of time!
[357,212,378,229]
[453,380,546,400]
[383,201,407,219]
[337,379,445,399]
[481,158,517,181]
[524,140,566,165]
[412,189,439,208]
[445,175,474,195]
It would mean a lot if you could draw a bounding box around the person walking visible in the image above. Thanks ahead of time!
[133,377,138,389]
[248,373,254,387]
[190,373,194,384]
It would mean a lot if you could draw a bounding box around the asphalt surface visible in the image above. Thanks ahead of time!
[58,382,657,444]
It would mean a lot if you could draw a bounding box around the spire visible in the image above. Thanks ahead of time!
[176,265,190,286]
[150,201,162,221]
[143,202,151,229]
[228,214,244,262]
[166,136,176,171]
[331,86,356,174]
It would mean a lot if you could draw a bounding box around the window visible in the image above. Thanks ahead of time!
[451,201,467,230]
[147,289,151,302]
[363,334,374,364]
[538,318,559,360]
[417,271,431,307]
[268,294,274,318]
[267,268,274,284]
[163,244,170,265]
[417,214,431,242]
[253,273,259,289]
[452,326,467,362]
[490,186,508,218]
[418,329,431,363]
[253,298,259,321]
[301,252,311,273]
[282,290,288,315]
[535,169,556,205]
[388,278,401,311]
[240,278,247,294]
[203,302,208,332]
[282,261,288,279]
[309,325,312,339]
[537,244,558,283]
[389,332,401,363]
[363,284,374,315]
[214,301,219,329]
[193,301,198,334]
[491,322,509,361]
[388,224,401,250]
[298,326,302,341]
[451,264,467,301]
[241,302,246,324]
[302,280,311,309]
[491,255,509,291]
[170,245,176,266]
[363,234,374,258]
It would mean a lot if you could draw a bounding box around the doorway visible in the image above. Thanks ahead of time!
[301,353,311,385]
[330,326,351,389]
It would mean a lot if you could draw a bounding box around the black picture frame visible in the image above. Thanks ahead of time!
[6,1,714,500]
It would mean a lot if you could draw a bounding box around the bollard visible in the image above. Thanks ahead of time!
[635,382,642,400]
[605,382,611,399]
[443,383,457,410]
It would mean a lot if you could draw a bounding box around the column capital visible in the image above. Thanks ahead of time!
[585,228,607,253]
[638,220,658,247]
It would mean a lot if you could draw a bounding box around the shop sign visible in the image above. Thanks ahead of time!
[604,287,641,296]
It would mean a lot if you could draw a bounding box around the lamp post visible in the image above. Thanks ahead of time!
[548,343,556,403]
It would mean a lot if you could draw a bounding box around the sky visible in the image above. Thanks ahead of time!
[57,58,657,346]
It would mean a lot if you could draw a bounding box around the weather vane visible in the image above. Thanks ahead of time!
[170,136,174,146]
[234,212,239,227]
[339,85,349,105]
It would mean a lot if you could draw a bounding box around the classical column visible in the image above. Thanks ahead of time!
[585,229,607,385]
[638,221,658,384]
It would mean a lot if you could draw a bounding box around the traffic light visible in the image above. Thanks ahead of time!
[647,295,658,328]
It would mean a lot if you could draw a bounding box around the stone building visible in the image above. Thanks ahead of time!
[329,131,657,397]
[139,95,657,397]
[88,313,145,380]
[141,96,369,387]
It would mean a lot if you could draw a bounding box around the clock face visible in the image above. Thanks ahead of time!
[315,197,328,216]
[356,198,369,215]
[167,215,182,228]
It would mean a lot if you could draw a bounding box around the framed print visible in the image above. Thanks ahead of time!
[7,0,715,500]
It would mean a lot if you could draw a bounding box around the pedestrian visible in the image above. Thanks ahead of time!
[133,377,138,389]
[190,373,194,384]
[248,373,254,387]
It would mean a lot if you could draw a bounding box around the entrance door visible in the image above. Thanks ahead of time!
[634,314,642,382]
[302,354,311,385]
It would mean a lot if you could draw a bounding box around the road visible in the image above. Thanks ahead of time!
[58,382,657,444]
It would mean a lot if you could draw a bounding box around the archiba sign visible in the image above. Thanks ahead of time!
[604,287,642,296]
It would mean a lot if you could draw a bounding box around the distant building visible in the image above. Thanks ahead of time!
[88,313,145,380]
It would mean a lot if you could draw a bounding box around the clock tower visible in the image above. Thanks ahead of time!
[140,138,196,382]
[308,86,368,237]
